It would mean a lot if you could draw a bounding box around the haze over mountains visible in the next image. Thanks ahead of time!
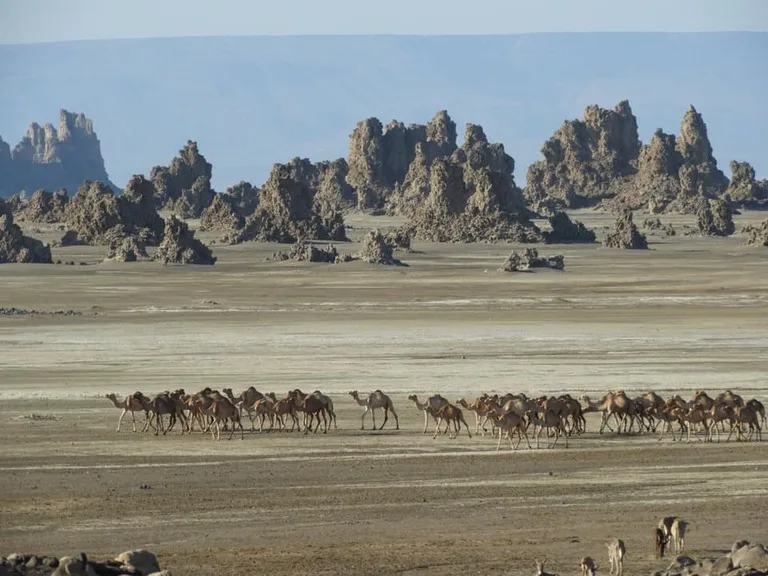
[0,32,766,192]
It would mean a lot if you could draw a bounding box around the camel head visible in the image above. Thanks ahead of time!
[105,393,116,400]
[534,559,547,576]
[349,391,359,398]
[407,394,417,402]
[222,387,233,396]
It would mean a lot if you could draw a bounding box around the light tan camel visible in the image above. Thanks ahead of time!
[657,405,684,441]
[432,403,472,439]
[246,397,278,432]
[532,408,568,449]
[223,386,264,424]
[606,538,625,576]
[349,390,399,430]
[681,404,710,443]
[488,408,530,451]
[580,556,597,576]
[658,516,677,542]
[408,394,450,434]
[106,392,151,432]
[670,518,688,554]
[707,404,735,443]
[457,397,491,435]
[534,559,558,576]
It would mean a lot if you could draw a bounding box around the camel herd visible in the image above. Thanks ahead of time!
[105,387,765,444]
[537,516,687,576]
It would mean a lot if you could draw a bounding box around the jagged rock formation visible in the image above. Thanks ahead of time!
[542,212,596,244]
[743,219,768,247]
[225,159,347,244]
[152,215,216,265]
[603,208,648,249]
[697,197,735,236]
[150,140,214,218]
[642,217,676,236]
[724,161,768,208]
[266,240,343,263]
[199,193,244,232]
[0,198,53,263]
[104,236,149,262]
[62,177,164,245]
[384,227,412,251]
[358,229,404,265]
[347,111,457,210]
[11,189,69,223]
[499,247,564,272]
[225,181,260,216]
[0,110,116,198]
[526,102,729,214]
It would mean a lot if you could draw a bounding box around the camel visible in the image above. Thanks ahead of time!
[408,394,450,434]
[432,403,472,439]
[534,559,558,576]
[246,397,279,432]
[733,403,763,442]
[488,408,531,451]
[746,398,765,431]
[209,397,244,440]
[606,538,625,576]
[580,556,597,576]
[532,408,568,449]
[670,518,688,554]
[707,404,735,443]
[654,527,667,559]
[681,404,710,443]
[302,394,329,434]
[349,390,399,430]
[141,391,189,435]
[658,516,677,541]
[223,386,264,423]
[106,392,151,432]
[457,396,494,435]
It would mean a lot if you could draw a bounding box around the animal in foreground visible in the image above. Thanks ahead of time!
[606,538,625,576]
[534,558,558,576]
[580,556,597,576]
[654,527,667,558]
[670,518,688,554]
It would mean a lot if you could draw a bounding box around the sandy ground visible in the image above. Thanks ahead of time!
[1,211,767,575]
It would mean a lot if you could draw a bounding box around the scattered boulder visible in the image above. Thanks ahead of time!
[653,541,768,576]
[0,199,53,263]
[603,208,648,249]
[384,227,412,251]
[543,212,596,244]
[642,217,676,236]
[152,215,216,265]
[12,189,69,223]
[150,140,214,218]
[742,219,768,247]
[0,109,116,197]
[358,229,404,265]
[113,550,160,575]
[696,197,735,236]
[525,102,729,214]
[266,240,343,263]
[499,247,564,272]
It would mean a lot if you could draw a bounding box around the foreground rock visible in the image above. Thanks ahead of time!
[0,199,52,263]
[696,198,735,236]
[104,236,149,262]
[0,549,167,576]
[743,219,768,247]
[150,140,214,218]
[358,229,405,265]
[652,540,768,576]
[152,215,216,265]
[499,248,564,272]
[0,109,117,197]
[525,102,730,214]
[266,240,346,263]
[543,212,596,244]
[603,208,649,249]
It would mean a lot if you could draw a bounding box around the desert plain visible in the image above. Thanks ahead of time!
[1,211,767,575]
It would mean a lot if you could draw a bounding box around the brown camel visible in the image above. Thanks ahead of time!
[487,407,530,451]
[349,390,399,430]
[209,397,244,440]
[105,392,151,433]
[432,403,472,439]
[580,556,597,576]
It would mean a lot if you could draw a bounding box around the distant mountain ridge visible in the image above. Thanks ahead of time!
[0,109,116,197]
[0,32,766,195]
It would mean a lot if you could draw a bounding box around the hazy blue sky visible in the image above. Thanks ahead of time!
[1,0,767,44]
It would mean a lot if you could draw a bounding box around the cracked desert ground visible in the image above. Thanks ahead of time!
[1,211,767,576]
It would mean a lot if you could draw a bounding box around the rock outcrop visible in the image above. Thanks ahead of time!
[104,235,149,262]
[0,198,53,263]
[499,247,564,272]
[152,214,216,265]
[696,197,735,236]
[358,229,404,265]
[603,208,648,249]
[525,102,729,214]
[0,110,116,198]
[267,240,343,263]
[743,219,768,247]
[347,111,458,210]
[199,193,244,233]
[62,176,164,245]
[225,181,260,216]
[11,189,69,223]
[723,160,768,209]
[542,212,596,244]
[652,540,768,576]
[226,159,347,244]
[150,140,214,218]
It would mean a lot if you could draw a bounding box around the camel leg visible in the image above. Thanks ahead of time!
[380,407,389,430]
[423,410,429,434]
[361,407,369,430]
[391,407,399,430]
[116,409,128,433]
[370,407,376,430]
[433,417,444,439]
